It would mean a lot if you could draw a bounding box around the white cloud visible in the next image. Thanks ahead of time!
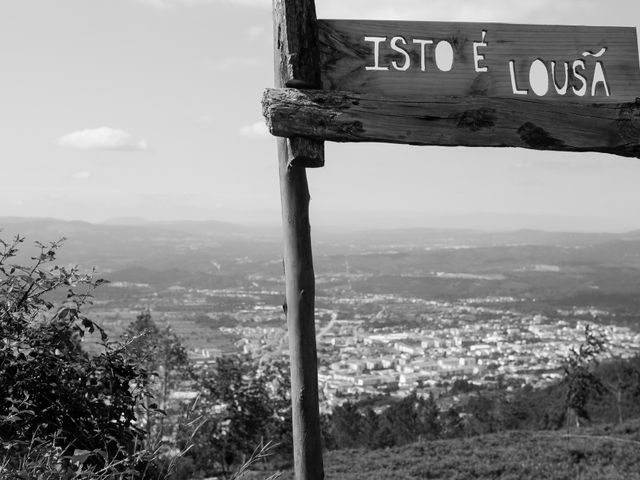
[72,171,92,179]
[58,127,149,152]
[239,121,269,139]
[197,114,214,124]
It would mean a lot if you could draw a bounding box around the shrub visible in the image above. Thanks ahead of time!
[0,236,155,477]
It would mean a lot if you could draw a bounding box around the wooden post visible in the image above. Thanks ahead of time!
[278,145,324,480]
[263,88,640,159]
[263,12,640,479]
[263,18,640,159]
[273,1,325,479]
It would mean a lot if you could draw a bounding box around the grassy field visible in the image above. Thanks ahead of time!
[274,420,640,480]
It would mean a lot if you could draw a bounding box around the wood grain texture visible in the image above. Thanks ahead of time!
[273,1,325,479]
[278,137,324,480]
[273,0,324,168]
[318,20,640,103]
[286,137,324,168]
[263,88,640,158]
[275,0,321,88]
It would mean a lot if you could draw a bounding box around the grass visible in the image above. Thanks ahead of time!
[4,421,639,479]
[275,419,640,480]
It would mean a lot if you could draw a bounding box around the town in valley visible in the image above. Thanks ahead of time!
[14,217,634,411]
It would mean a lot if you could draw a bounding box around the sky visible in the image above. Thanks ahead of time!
[1,0,640,232]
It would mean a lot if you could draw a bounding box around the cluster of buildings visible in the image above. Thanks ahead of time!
[91,281,640,411]
[225,295,639,409]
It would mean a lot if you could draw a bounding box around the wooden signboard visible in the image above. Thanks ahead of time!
[267,3,640,480]
[318,21,640,102]
[264,19,640,158]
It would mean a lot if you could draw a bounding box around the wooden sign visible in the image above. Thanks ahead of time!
[318,20,640,103]
[267,8,640,480]
[263,19,640,159]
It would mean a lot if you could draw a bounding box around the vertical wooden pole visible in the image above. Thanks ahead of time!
[278,143,324,479]
[273,1,325,479]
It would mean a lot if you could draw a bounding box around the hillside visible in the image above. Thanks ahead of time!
[3,216,640,335]
[277,420,640,480]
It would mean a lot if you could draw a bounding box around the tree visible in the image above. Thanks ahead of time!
[562,325,607,428]
[415,393,441,440]
[0,236,156,475]
[440,407,464,438]
[385,394,419,445]
[330,401,363,449]
[123,310,190,444]
[449,379,479,395]
[379,392,432,445]
[370,413,395,449]
[184,354,280,478]
[259,357,294,463]
[465,393,499,434]
[589,354,640,425]
[360,407,380,449]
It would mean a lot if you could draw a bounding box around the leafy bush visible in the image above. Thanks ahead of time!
[0,236,158,477]
[181,354,292,478]
[123,310,191,447]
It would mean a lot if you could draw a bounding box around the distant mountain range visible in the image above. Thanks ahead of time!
[0,216,281,274]
[2,217,640,313]
[3,216,640,263]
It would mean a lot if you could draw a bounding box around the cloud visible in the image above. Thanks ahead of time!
[239,121,269,139]
[72,171,92,180]
[197,114,214,124]
[58,127,149,151]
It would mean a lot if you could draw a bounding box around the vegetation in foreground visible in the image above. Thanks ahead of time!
[0,236,160,479]
[277,419,640,480]
[0,236,292,479]
[2,234,640,479]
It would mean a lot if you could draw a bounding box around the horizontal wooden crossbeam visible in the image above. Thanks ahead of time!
[262,88,640,159]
